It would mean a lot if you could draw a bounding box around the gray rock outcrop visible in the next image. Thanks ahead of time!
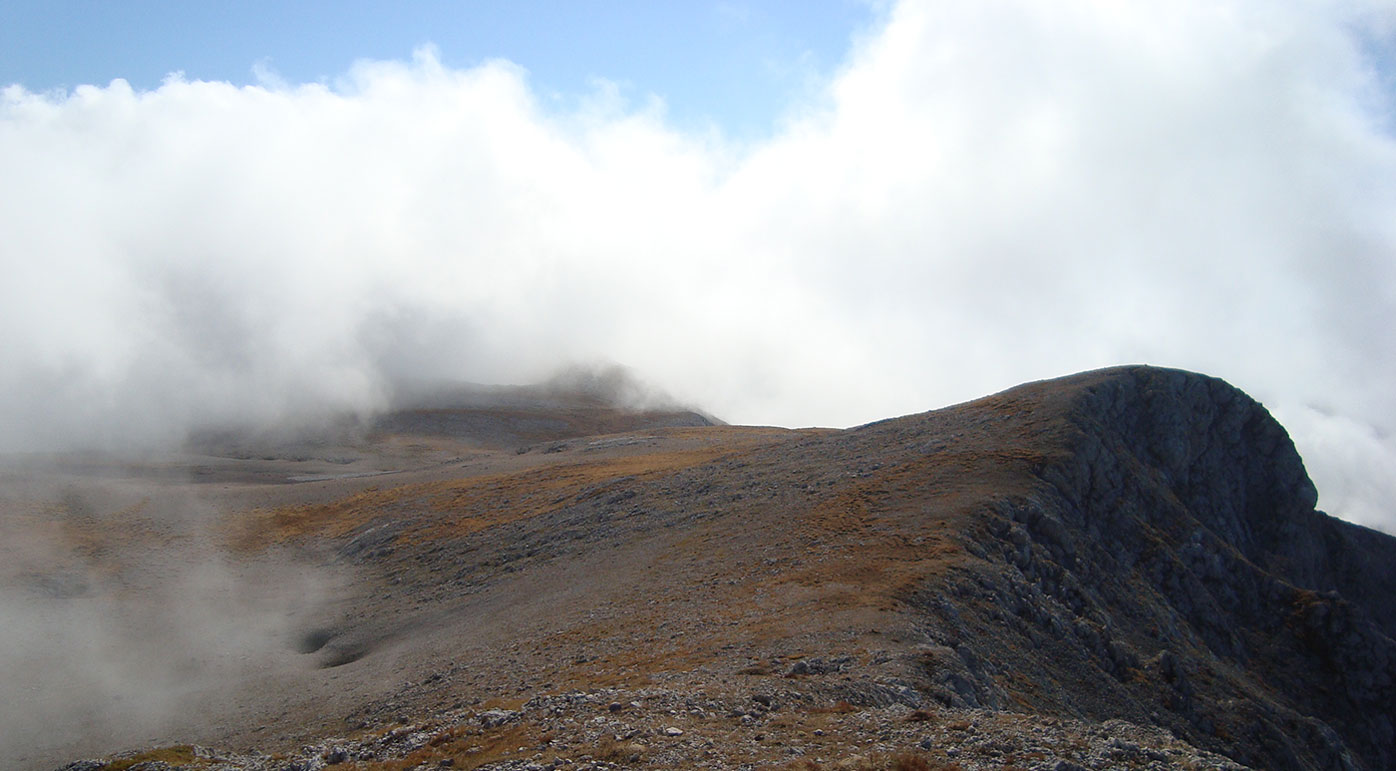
[904,366,1394,771]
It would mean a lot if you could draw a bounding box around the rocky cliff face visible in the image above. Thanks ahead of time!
[895,367,1395,770]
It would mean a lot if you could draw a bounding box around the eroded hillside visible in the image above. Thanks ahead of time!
[10,367,1393,771]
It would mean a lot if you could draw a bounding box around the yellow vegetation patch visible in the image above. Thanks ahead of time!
[781,752,953,771]
[101,746,201,770]
[342,722,541,771]
[226,484,421,551]
[229,432,786,552]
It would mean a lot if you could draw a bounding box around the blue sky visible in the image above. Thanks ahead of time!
[1,1,879,138]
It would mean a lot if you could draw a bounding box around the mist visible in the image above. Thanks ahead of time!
[0,477,343,767]
[2,0,1394,530]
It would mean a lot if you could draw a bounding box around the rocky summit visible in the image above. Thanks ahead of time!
[11,366,1394,771]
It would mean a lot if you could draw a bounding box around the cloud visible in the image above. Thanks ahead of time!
[0,481,339,766]
[2,0,1394,530]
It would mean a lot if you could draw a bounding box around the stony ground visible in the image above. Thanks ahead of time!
[61,685,1251,771]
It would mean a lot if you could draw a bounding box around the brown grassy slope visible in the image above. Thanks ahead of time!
[193,367,1104,753]
[23,366,1394,771]
[219,365,1394,771]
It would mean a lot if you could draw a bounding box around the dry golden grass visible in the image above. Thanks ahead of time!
[779,474,968,602]
[226,485,412,550]
[101,746,201,770]
[591,736,647,764]
[10,496,165,557]
[332,722,540,771]
[228,428,790,552]
[780,753,956,771]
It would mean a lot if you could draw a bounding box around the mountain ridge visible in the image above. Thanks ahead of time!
[22,365,1396,771]
[868,365,1394,769]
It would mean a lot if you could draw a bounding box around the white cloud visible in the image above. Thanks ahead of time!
[2,0,1394,530]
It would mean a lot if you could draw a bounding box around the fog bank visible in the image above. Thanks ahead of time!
[2,0,1394,530]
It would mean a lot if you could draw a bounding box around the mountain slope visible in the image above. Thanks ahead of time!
[33,366,1396,771]
[874,366,1395,770]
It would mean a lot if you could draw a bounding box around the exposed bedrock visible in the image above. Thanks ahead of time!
[908,366,1394,771]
